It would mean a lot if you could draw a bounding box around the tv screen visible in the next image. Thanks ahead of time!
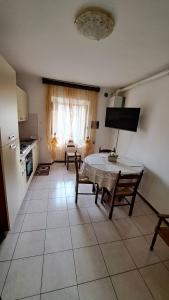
[105,107,140,132]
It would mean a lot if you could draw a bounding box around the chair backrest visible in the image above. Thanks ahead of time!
[99,147,112,153]
[66,144,76,153]
[114,170,144,197]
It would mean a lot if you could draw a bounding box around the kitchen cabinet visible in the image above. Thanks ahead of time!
[17,86,28,122]
[0,56,19,146]
[32,141,39,172]
[1,139,21,229]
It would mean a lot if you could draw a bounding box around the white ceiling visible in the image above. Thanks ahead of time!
[0,0,169,87]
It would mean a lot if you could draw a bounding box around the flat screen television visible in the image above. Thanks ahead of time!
[105,107,140,132]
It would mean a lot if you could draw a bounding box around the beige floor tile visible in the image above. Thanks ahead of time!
[164,260,169,270]
[74,245,108,283]
[22,213,47,231]
[93,221,121,243]
[68,208,90,225]
[26,199,48,213]
[48,197,67,211]
[30,189,49,200]
[0,233,19,261]
[101,241,135,275]
[77,195,96,208]
[87,206,107,222]
[79,278,117,300]
[20,296,40,300]
[0,261,10,294]
[42,251,76,293]
[45,227,72,253]
[111,207,129,219]
[13,230,45,259]
[71,224,97,248]
[113,218,141,239]
[111,269,153,300]
[48,181,65,189]
[132,215,157,235]
[124,236,160,267]
[48,188,66,198]
[145,234,169,261]
[140,263,169,300]
[67,196,77,209]
[46,211,69,228]
[2,256,43,300]
[41,286,79,300]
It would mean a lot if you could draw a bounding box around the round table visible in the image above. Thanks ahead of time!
[80,153,144,191]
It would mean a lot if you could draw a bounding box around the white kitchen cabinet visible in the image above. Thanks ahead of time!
[1,139,21,228]
[0,56,19,146]
[32,141,39,172]
[17,86,28,122]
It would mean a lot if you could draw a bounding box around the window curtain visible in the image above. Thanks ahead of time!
[46,85,98,161]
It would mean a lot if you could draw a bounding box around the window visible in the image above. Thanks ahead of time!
[52,96,89,146]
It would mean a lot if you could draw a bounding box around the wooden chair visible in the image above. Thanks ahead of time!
[150,213,169,250]
[99,147,113,153]
[97,170,143,219]
[75,157,98,204]
[65,144,81,170]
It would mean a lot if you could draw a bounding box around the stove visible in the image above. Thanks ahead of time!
[20,143,30,154]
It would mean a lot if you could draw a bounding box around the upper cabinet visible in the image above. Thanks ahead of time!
[17,86,28,122]
[0,56,19,146]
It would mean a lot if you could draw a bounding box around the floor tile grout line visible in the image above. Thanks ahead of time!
[119,231,156,300]
[67,205,80,300]
[89,214,119,300]
[39,209,48,300]
[0,212,27,298]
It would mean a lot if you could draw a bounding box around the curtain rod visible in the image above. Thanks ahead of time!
[42,77,100,92]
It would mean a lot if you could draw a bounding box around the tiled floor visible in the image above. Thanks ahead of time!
[0,163,169,299]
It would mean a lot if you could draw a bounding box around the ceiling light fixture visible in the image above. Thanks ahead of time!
[75,7,114,41]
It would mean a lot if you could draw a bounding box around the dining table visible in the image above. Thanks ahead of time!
[80,153,144,191]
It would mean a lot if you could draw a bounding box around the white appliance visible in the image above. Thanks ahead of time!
[0,55,21,233]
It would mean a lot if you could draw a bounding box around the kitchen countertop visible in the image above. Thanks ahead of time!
[20,139,39,158]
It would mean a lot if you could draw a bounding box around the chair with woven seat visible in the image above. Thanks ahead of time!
[65,144,81,170]
[75,157,98,204]
[99,147,113,153]
[150,213,169,250]
[97,170,143,219]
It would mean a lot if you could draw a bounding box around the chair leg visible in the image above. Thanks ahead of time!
[109,196,116,219]
[92,183,96,194]
[101,187,106,204]
[95,184,99,204]
[75,182,78,204]
[150,217,162,250]
[67,157,69,170]
[129,195,136,216]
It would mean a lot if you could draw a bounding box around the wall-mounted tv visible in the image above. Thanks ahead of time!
[105,107,140,132]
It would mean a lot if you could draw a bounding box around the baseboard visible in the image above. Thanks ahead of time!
[137,191,169,226]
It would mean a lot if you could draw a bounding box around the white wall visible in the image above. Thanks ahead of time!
[17,74,51,163]
[117,76,169,213]
[95,88,115,152]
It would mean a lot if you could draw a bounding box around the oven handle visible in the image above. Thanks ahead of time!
[10,143,17,150]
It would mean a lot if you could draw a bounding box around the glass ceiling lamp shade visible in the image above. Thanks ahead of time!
[75,8,114,41]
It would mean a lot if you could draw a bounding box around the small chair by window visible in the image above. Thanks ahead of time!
[75,157,98,204]
[99,147,113,153]
[97,170,143,219]
[65,143,81,170]
[150,213,169,251]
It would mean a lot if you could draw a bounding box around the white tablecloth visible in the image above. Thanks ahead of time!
[80,153,144,191]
